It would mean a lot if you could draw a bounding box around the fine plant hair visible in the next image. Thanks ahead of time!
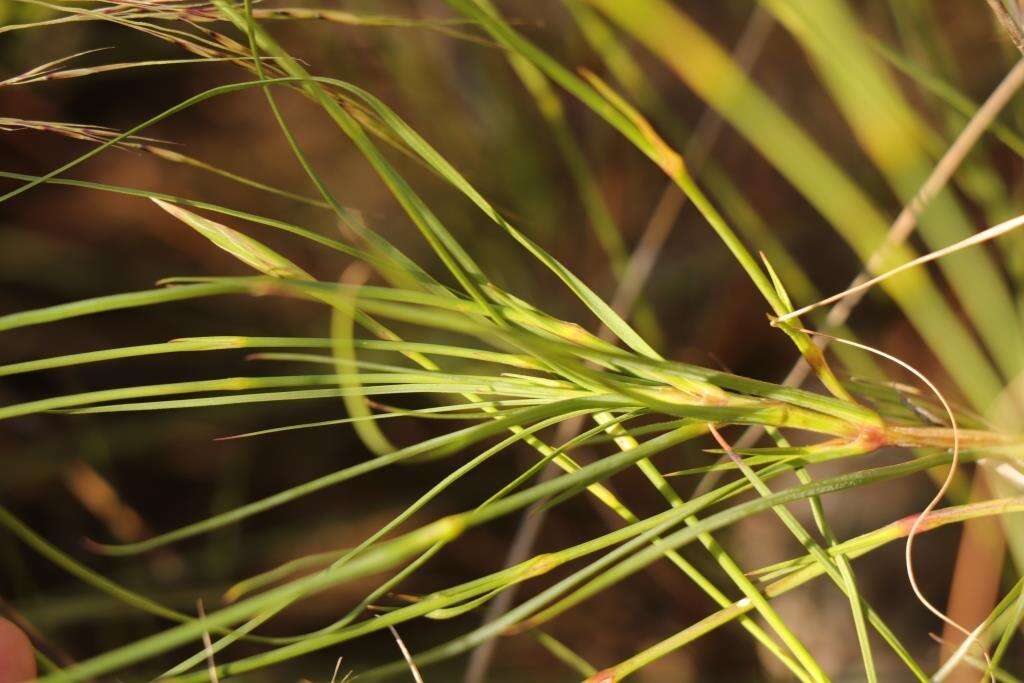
[3,1,1024,682]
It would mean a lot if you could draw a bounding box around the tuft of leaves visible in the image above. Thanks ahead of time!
[1,1,1023,682]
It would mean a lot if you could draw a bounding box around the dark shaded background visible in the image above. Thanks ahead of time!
[1,1,1023,680]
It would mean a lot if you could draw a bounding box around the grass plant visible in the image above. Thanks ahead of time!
[3,1,1024,680]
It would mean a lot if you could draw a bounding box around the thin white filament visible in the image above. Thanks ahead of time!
[780,326,991,674]
[776,213,1024,324]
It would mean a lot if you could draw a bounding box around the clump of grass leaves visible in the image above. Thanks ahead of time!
[3,1,1024,681]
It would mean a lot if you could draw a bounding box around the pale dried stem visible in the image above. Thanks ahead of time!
[695,55,1024,496]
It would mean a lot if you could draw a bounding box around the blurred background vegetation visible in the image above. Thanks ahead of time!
[2,0,1024,680]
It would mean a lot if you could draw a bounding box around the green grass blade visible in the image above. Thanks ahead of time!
[585,0,1005,410]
